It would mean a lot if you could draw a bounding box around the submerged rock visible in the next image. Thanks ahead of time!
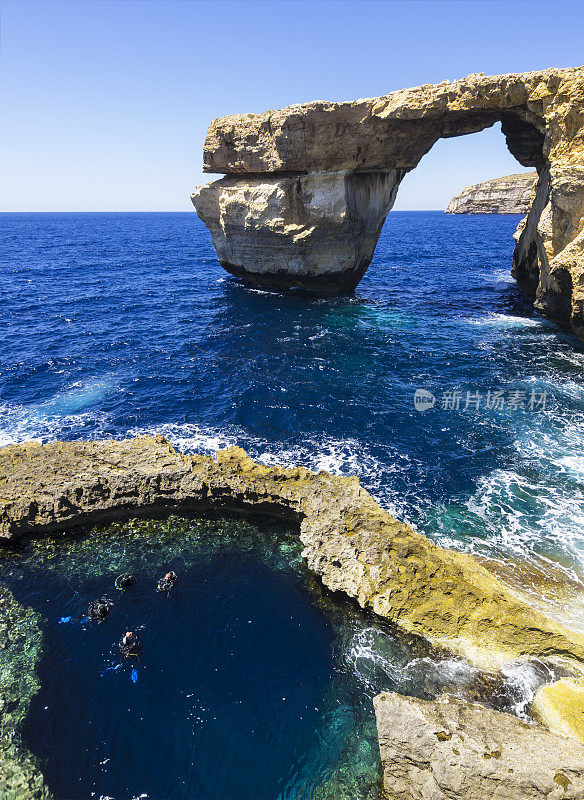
[192,67,584,338]
[445,172,537,214]
[373,691,584,799]
[0,586,51,800]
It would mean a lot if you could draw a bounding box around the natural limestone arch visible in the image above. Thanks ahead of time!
[192,68,584,337]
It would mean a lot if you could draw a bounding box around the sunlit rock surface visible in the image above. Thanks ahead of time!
[445,172,537,214]
[374,692,584,799]
[192,67,584,336]
[3,437,584,674]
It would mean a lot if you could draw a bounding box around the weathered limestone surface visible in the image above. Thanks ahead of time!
[445,172,537,214]
[533,678,584,743]
[193,171,400,291]
[374,692,584,799]
[2,437,584,675]
[192,68,584,335]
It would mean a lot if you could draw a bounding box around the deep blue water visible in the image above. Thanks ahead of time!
[3,211,584,797]
[4,516,469,800]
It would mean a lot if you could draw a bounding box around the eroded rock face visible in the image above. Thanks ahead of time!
[4,436,584,791]
[445,172,537,214]
[373,691,584,799]
[192,68,584,335]
[192,171,401,292]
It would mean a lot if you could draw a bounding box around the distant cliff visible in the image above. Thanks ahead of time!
[445,172,537,214]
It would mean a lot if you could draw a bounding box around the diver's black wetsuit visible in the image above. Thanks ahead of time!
[157,572,177,597]
[88,597,113,621]
[119,633,141,661]
[115,573,136,590]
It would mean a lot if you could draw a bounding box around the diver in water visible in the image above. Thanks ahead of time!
[119,630,141,661]
[156,571,177,597]
[88,596,113,622]
[115,573,136,590]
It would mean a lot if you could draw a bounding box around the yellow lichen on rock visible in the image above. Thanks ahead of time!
[532,678,584,744]
[3,436,584,682]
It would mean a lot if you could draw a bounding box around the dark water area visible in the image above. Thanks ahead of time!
[1,516,473,800]
[3,211,584,797]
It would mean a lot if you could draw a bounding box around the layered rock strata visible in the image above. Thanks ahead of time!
[192,67,584,337]
[374,692,584,799]
[445,172,538,214]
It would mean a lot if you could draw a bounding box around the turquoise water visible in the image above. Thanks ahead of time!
[2,210,584,796]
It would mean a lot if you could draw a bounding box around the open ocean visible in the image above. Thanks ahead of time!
[2,210,584,798]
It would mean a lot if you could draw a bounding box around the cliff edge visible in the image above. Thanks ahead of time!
[445,172,537,214]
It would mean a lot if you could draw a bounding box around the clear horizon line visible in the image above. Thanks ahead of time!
[0,208,449,214]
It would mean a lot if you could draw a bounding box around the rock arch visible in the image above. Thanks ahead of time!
[192,68,584,337]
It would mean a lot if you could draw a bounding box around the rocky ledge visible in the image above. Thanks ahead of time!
[374,692,584,799]
[192,67,584,338]
[445,172,537,214]
[3,436,584,747]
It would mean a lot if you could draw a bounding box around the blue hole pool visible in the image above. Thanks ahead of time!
[1,515,494,800]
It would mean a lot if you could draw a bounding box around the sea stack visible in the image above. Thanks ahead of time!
[445,172,537,214]
[192,67,584,339]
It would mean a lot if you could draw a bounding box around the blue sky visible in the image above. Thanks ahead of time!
[1,0,582,211]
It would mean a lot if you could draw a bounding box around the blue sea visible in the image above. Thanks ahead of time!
[2,211,584,799]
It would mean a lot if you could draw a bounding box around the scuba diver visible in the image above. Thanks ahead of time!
[115,573,136,590]
[156,570,177,597]
[88,596,113,622]
[119,630,141,661]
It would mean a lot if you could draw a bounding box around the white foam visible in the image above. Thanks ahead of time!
[0,400,110,447]
[501,660,555,720]
[465,313,543,329]
[128,423,411,522]
[127,423,239,455]
[345,625,478,697]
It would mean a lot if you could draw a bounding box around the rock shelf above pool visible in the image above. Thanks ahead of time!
[3,435,584,798]
[192,67,584,339]
[2,435,584,674]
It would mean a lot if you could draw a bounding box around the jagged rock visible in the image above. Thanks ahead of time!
[192,67,584,337]
[445,172,537,214]
[5,437,584,790]
[373,691,584,799]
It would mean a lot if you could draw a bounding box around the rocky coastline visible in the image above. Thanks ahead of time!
[2,436,584,798]
[445,172,537,214]
[192,66,584,338]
